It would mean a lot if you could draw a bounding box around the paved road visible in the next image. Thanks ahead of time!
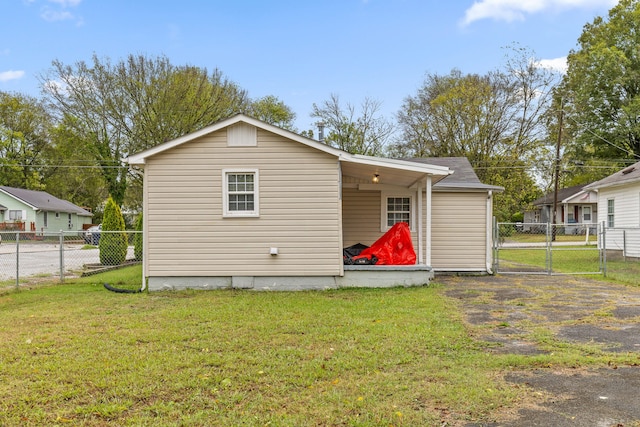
[0,243,134,280]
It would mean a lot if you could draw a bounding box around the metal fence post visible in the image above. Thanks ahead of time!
[15,231,19,288]
[603,222,608,276]
[546,222,552,275]
[59,231,65,283]
[492,216,498,273]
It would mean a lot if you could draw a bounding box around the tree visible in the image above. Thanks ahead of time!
[42,54,250,207]
[393,47,558,220]
[41,116,109,213]
[0,91,52,189]
[99,196,128,265]
[559,0,640,169]
[311,94,395,156]
[248,95,296,130]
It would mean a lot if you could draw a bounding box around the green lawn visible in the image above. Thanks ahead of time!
[0,267,637,426]
[498,247,640,286]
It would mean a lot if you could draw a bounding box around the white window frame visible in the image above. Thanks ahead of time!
[381,191,415,232]
[222,169,259,217]
[9,210,23,221]
[582,206,591,223]
[607,199,614,228]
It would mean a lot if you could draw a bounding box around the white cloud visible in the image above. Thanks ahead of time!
[41,8,74,21]
[0,70,26,82]
[47,0,82,7]
[461,0,618,26]
[535,56,568,73]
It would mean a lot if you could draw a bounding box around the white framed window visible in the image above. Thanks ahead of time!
[582,206,591,222]
[9,210,23,221]
[381,192,415,231]
[223,169,259,217]
[44,212,48,227]
[607,199,615,228]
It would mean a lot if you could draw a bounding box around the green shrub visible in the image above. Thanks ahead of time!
[133,213,143,261]
[99,196,128,265]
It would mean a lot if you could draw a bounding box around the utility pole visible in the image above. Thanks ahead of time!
[552,100,564,241]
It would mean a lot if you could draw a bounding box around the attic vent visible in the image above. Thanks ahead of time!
[622,166,635,175]
[227,123,257,147]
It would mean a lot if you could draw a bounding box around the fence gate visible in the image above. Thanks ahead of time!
[493,221,604,275]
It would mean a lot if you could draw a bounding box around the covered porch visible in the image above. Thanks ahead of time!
[337,155,451,286]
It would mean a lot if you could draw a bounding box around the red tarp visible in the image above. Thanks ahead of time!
[352,222,416,265]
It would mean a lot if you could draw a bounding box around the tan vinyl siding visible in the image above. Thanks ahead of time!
[342,188,382,246]
[342,187,420,256]
[145,128,342,277]
[431,192,487,269]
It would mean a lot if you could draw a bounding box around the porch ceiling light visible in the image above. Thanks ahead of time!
[372,173,380,184]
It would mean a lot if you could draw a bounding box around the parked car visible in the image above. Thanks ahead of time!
[83,224,102,245]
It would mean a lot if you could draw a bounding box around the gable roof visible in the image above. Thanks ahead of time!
[532,183,590,206]
[406,157,504,191]
[0,186,93,217]
[127,114,453,187]
[584,160,640,191]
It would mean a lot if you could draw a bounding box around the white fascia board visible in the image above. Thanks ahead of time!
[127,114,345,165]
[346,154,452,176]
[0,188,38,211]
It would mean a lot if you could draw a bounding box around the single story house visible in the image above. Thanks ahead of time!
[0,186,93,232]
[584,160,640,258]
[128,114,501,291]
[524,183,597,232]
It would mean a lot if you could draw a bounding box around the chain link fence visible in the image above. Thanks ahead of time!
[493,221,602,275]
[0,230,142,288]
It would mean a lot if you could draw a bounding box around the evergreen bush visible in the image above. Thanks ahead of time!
[99,196,128,265]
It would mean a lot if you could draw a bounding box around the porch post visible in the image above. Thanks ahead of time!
[417,180,423,264]
[426,175,432,266]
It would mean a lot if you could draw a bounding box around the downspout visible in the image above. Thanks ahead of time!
[426,175,432,266]
[486,190,493,274]
[417,180,423,264]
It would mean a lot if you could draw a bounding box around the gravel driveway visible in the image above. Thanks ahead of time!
[438,274,640,426]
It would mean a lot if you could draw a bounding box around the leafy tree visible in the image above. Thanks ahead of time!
[41,116,108,213]
[558,0,640,173]
[392,47,558,220]
[0,91,52,189]
[99,196,128,265]
[248,95,296,130]
[311,94,395,156]
[42,54,250,207]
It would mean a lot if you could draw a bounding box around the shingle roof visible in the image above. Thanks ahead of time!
[584,160,640,191]
[532,183,589,206]
[405,157,504,191]
[0,186,92,216]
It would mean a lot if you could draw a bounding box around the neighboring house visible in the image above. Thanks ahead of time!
[524,183,597,231]
[584,160,640,258]
[0,186,93,232]
[128,114,501,291]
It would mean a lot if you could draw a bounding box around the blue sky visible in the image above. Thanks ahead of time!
[1,0,618,131]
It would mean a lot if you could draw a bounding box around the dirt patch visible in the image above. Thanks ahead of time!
[438,274,640,426]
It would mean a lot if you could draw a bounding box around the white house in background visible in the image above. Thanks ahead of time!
[524,183,597,231]
[584,160,640,258]
[128,114,501,291]
[0,186,93,233]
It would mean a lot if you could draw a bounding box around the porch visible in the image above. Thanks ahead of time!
[339,264,434,288]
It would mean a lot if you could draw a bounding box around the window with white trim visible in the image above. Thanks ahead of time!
[381,193,414,231]
[223,169,259,217]
[607,199,614,228]
[9,210,22,221]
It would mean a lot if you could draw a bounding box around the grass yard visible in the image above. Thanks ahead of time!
[1,267,638,426]
[498,246,640,286]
